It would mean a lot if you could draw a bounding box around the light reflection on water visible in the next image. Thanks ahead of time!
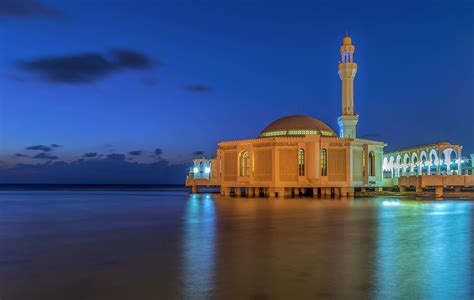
[182,194,216,299]
[0,191,473,299]
[376,200,472,299]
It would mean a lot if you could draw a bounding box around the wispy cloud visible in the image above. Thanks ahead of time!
[32,152,58,160]
[1,156,187,184]
[25,144,52,152]
[18,49,155,84]
[0,0,62,19]
[185,84,212,93]
[128,150,143,156]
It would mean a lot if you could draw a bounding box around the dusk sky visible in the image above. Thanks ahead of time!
[0,0,472,183]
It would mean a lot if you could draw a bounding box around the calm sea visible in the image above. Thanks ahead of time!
[0,190,473,299]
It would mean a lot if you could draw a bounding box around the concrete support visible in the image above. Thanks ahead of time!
[191,185,199,193]
[360,188,366,193]
[247,187,254,197]
[235,187,242,197]
[221,187,230,196]
[376,187,383,192]
[322,188,330,197]
[415,187,422,193]
[435,186,444,197]
[399,186,406,193]
[312,188,318,198]
[340,187,355,197]
[284,188,292,198]
[454,186,461,193]
[274,188,284,198]
[268,188,275,197]
[300,188,306,197]
[334,188,341,198]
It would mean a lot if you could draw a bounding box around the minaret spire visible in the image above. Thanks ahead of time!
[337,33,359,138]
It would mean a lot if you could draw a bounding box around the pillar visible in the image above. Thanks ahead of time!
[192,185,199,193]
[247,187,254,197]
[360,187,366,193]
[399,186,406,193]
[340,187,354,197]
[312,188,318,198]
[268,188,275,197]
[235,187,242,197]
[376,187,383,192]
[322,187,329,197]
[347,187,355,197]
[435,186,443,198]
[300,188,306,197]
[275,188,284,198]
[454,186,461,193]
[284,188,292,198]
[220,187,230,196]
[415,186,422,193]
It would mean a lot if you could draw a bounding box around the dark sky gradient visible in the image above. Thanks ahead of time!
[0,0,472,183]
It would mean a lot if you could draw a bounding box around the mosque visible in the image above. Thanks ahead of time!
[186,34,473,197]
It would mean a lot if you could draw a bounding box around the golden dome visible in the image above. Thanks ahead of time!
[343,34,352,45]
[260,115,336,137]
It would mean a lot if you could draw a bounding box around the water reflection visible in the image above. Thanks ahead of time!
[180,195,473,299]
[1,192,473,299]
[181,194,216,299]
[375,200,472,299]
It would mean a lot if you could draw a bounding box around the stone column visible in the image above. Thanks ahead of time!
[221,187,230,196]
[192,185,199,193]
[247,187,254,197]
[347,187,355,197]
[340,187,354,197]
[435,186,443,198]
[312,188,318,198]
[275,188,284,198]
[235,187,241,197]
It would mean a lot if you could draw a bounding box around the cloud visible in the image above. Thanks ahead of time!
[106,153,126,161]
[193,151,205,156]
[0,156,188,184]
[153,148,163,156]
[112,49,154,69]
[128,150,143,156]
[13,153,29,158]
[18,50,154,84]
[25,144,52,151]
[0,0,62,18]
[142,77,158,86]
[50,144,61,148]
[185,84,212,93]
[82,152,98,158]
[32,152,58,160]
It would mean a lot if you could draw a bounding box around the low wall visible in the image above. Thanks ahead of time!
[398,175,474,188]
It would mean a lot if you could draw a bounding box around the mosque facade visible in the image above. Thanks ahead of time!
[186,34,472,197]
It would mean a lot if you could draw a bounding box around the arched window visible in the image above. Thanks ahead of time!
[369,151,375,176]
[239,151,250,177]
[298,149,305,176]
[320,149,327,176]
[362,150,366,176]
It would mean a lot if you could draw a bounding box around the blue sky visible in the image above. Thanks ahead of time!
[0,0,472,183]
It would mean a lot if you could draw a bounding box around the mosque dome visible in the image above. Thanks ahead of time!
[343,35,352,45]
[260,115,336,137]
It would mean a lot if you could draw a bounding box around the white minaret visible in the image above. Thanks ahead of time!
[337,33,359,138]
